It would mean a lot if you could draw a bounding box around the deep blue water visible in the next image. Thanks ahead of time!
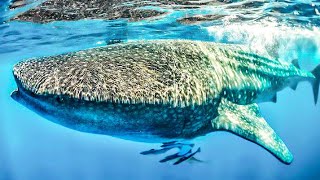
[1,0,320,179]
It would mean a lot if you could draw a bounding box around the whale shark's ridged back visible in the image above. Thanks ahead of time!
[13,40,224,107]
[14,40,313,107]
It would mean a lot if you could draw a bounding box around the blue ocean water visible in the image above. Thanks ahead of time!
[1,0,320,179]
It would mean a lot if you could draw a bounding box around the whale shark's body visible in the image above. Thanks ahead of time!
[12,40,320,164]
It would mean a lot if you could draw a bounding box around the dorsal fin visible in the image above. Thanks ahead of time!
[212,99,293,164]
[291,59,300,69]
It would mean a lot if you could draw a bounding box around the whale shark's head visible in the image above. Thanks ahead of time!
[11,76,73,127]
[11,63,99,133]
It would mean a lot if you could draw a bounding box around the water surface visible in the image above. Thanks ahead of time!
[1,0,320,179]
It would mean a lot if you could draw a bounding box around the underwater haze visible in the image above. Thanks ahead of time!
[1,0,320,179]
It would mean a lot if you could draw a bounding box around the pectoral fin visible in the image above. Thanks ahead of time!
[212,99,293,164]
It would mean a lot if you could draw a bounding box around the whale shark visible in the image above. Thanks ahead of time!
[11,40,320,164]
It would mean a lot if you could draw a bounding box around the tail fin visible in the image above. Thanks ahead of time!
[312,64,320,105]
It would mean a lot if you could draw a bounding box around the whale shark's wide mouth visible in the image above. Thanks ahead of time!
[12,63,78,106]
[12,57,94,102]
[12,68,32,102]
[12,69,85,106]
[12,62,46,100]
[11,74,50,106]
[13,59,49,96]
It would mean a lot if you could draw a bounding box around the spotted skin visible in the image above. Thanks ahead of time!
[9,0,232,23]
[9,0,174,23]
[12,40,316,163]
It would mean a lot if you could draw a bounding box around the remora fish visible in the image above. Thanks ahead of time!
[11,40,320,164]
